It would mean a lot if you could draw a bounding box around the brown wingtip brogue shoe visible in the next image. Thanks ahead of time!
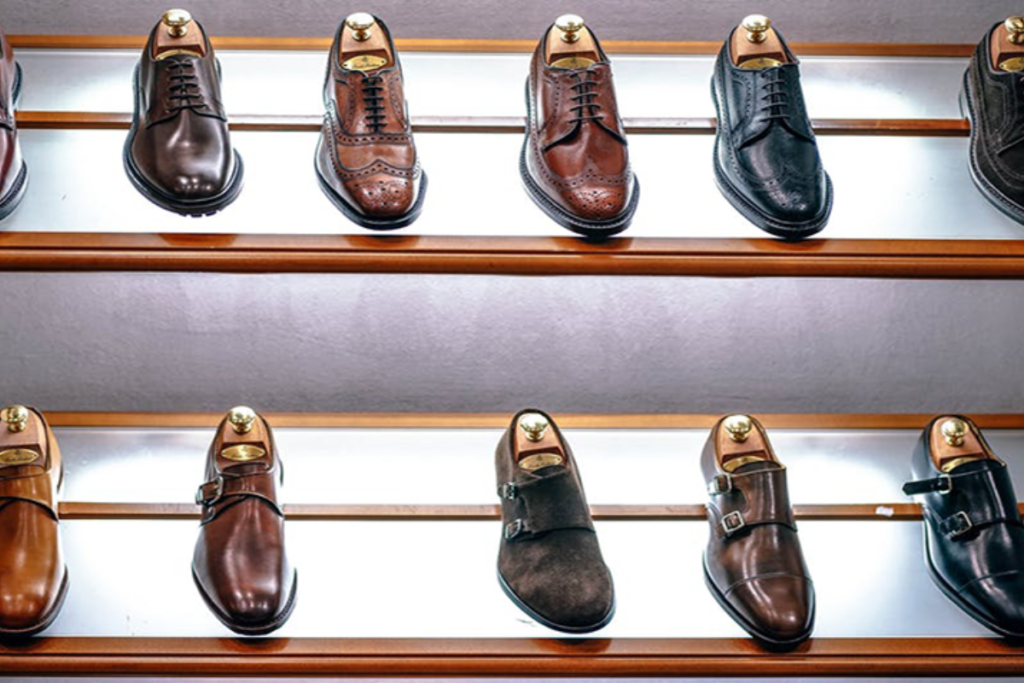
[315,13,427,230]
[192,407,296,635]
[495,409,615,633]
[0,406,68,638]
[522,15,639,238]
[124,10,244,217]
[701,415,814,649]
[0,26,28,223]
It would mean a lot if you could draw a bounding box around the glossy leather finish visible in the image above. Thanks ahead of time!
[963,24,1024,224]
[495,409,614,633]
[712,28,832,238]
[701,416,814,647]
[522,24,638,238]
[125,18,243,216]
[0,25,27,222]
[903,415,1024,637]
[0,407,68,636]
[315,15,426,230]
[191,411,296,635]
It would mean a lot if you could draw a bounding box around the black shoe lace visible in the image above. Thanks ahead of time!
[361,73,386,133]
[569,69,604,124]
[758,68,790,122]
[166,57,206,114]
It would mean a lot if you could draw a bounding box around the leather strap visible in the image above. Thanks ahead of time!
[498,468,594,542]
[706,466,796,539]
[905,464,1022,541]
[0,472,57,520]
[196,469,282,523]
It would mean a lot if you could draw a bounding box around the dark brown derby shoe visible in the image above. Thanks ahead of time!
[124,11,243,217]
[702,415,814,648]
[0,27,27,223]
[316,13,426,230]
[0,406,68,638]
[495,409,615,633]
[522,15,638,238]
[192,407,296,635]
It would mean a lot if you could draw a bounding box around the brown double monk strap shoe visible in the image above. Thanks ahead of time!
[315,12,427,230]
[495,409,615,633]
[0,406,68,637]
[124,10,244,217]
[522,15,639,238]
[192,407,296,635]
[0,25,27,223]
[701,415,814,648]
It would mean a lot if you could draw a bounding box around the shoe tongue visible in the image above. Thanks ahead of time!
[732,460,781,476]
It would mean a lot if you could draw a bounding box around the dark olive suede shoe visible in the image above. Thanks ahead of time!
[495,409,615,633]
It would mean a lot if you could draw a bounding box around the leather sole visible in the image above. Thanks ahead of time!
[702,555,814,649]
[497,566,615,634]
[960,69,1024,226]
[0,569,69,639]
[710,73,832,240]
[192,568,298,636]
[520,79,639,239]
[315,158,428,231]
[0,63,29,223]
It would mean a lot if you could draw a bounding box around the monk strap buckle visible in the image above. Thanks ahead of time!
[195,476,224,506]
[936,474,953,495]
[499,482,518,500]
[721,510,745,537]
[946,510,973,539]
[505,519,524,540]
[708,474,732,495]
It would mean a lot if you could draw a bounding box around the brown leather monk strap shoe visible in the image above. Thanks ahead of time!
[192,407,296,635]
[0,405,68,637]
[495,409,615,633]
[0,25,27,223]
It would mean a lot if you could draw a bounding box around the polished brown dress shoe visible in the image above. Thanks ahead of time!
[495,409,615,633]
[0,406,68,637]
[0,27,27,222]
[124,10,243,216]
[522,15,639,238]
[315,12,426,230]
[702,415,814,648]
[192,407,295,635]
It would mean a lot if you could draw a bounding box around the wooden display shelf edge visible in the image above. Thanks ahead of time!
[0,637,1020,676]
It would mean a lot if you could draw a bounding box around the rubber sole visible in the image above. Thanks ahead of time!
[0,569,69,639]
[0,63,29,223]
[710,71,832,240]
[520,79,639,239]
[497,566,615,634]
[193,568,298,636]
[315,156,428,231]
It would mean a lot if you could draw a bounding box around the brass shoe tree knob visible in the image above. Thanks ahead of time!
[519,412,550,442]
[742,14,772,44]
[723,414,753,443]
[941,418,968,447]
[346,12,375,41]
[555,14,585,44]
[162,9,193,38]
[227,406,257,434]
[2,405,28,433]
[1007,16,1024,45]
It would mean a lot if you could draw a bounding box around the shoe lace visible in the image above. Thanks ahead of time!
[568,69,604,124]
[361,72,387,133]
[166,57,207,114]
[757,68,790,123]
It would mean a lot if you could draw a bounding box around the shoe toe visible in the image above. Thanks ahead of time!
[348,176,415,218]
[727,575,814,644]
[218,584,287,627]
[961,573,1024,636]
[0,587,55,633]
[563,186,628,222]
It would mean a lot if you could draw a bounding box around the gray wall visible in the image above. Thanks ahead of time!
[0,0,1015,43]
[1,272,1021,415]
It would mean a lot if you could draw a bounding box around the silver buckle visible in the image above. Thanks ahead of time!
[936,474,952,495]
[499,482,517,500]
[708,474,732,496]
[505,519,524,540]
[195,476,224,506]
[948,510,973,539]
[721,510,745,537]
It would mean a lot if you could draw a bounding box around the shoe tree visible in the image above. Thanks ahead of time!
[153,9,207,60]
[545,14,600,68]
[731,14,790,70]
[339,12,393,72]
[929,417,992,473]
[991,16,1024,72]
[514,412,566,471]
[716,415,775,472]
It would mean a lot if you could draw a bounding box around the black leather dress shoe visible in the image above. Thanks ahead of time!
[903,415,1024,637]
[712,21,832,239]
[962,22,1024,224]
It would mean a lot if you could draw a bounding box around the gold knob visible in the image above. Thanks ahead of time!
[941,418,968,447]
[742,14,772,44]
[162,9,192,38]
[1006,16,1024,44]
[723,414,753,443]
[2,405,29,433]
[227,406,257,434]
[555,14,585,43]
[346,12,375,41]
[519,412,550,443]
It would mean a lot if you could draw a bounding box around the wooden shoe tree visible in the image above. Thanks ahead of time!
[153,9,207,60]
[717,415,776,472]
[514,412,566,471]
[339,12,394,72]
[216,406,271,471]
[545,14,600,69]
[0,405,45,470]
[991,16,1024,72]
[929,417,994,473]
[731,15,790,70]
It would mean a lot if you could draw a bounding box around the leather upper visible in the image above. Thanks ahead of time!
[0,26,24,206]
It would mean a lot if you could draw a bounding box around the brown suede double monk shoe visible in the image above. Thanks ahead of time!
[124,10,244,216]
[0,406,68,637]
[315,12,426,230]
[702,415,814,648]
[495,409,615,633]
[522,15,639,238]
[0,25,27,222]
[192,407,296,635]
